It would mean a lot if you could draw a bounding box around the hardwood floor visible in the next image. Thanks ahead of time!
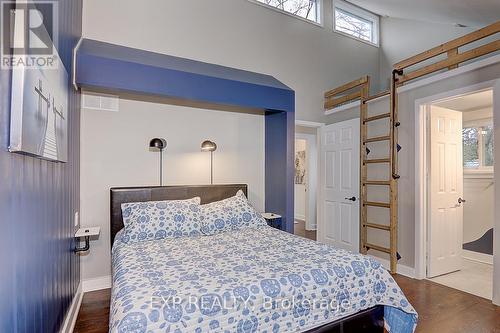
[394,275,500,333]
[74,289,111,333]
[74,276,500,333]
[294,219,317,241]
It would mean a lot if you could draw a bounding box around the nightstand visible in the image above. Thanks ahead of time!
[74,227,100,253]
[261,213,282,230]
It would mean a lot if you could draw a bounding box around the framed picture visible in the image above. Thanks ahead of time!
[295,150,306,184]
[8,47,69,162]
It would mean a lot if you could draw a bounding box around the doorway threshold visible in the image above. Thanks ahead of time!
[427,258,493,300]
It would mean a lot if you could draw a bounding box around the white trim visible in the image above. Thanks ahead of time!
[296,120,324,128]
[368,255,415,278]
[60,282,83,333]
[462,250,493,265]
[414,80,499,283]
[324,100,360,115]
[72,37,83,91]
[414,103,428,280]
[464,170,494,179]
[82,275,111,292]
[247,0,323,27]
[493,80,500,306]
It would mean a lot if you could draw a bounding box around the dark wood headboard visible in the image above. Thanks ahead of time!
[109,184,248,246]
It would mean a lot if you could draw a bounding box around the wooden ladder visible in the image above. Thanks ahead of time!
[324,75,400,274]
[359,73,400,274]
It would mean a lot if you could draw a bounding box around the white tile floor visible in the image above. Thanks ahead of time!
[428,258,493,299]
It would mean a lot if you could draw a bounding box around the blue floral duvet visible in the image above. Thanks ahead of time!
[110,226,417,332]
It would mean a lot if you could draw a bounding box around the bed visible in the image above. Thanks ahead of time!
[109,185,417,332]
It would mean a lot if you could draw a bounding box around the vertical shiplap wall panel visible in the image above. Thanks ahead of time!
[0,0,82,332]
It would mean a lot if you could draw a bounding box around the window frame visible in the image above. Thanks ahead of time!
[248,0,323,26]
[333,0,379,47]
[463,118,494,175]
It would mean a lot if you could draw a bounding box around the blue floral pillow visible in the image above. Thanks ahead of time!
[200,190,267,235]
[120,197,202,243]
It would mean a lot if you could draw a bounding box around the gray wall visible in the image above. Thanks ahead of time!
[379,17,475,90]
[82,0,380,124]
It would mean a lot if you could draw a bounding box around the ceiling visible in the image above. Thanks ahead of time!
[347,0,500,28]
[435,90,493,111]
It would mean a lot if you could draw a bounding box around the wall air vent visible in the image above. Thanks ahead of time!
[82,91,119,112]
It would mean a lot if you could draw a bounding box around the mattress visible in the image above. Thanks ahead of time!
[109,225,417,332]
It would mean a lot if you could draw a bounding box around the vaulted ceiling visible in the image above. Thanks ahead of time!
[347,0,500,28]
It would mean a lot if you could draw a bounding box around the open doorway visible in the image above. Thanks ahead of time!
[294,122,322,241]
[423,89,494,299]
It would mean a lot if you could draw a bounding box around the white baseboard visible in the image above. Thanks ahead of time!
[82,275,111,292]
[295,215,305,221]
[368,255,415,278]
[60,282,83,333]
[462,250,493,265]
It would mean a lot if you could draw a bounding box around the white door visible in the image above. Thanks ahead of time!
[318,118,360,252]
[428,106,464,277]
[493,81,500,306]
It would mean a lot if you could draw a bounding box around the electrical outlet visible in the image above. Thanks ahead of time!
[74,211,79,227]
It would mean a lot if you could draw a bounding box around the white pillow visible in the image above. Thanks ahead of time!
[200,190,267,235]
[120,197,201,243]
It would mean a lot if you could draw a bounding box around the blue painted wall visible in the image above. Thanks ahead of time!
[76,39,295,113]
[0,0,82,332]
[76,39,295,232]
[265,111,295,233]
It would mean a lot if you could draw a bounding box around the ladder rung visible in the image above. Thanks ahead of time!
[364,180,391,185]
[364,113,391,123]
[364,201,391,208]
[364,222,390,231]
[364,135,391,143]
[365,243,391,254]
[365,158,390,164]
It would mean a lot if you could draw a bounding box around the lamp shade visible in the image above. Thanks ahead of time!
[201,140,217,152]
[149,138,167,150]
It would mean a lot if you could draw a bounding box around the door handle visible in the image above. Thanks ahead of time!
[458,197,466,204]
[345,196,356,202]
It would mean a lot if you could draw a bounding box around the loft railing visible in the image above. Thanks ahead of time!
[394,21,500,85]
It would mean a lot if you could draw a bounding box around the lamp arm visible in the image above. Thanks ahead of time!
[211,151,213,185]
[160,150,163,186]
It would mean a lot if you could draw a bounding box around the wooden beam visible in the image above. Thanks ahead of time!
[324,90,362,109]
[365,158,390,164]
[363,90,390,103]
[447,48,458,70]
[399,40,500,84]
[365,243,391,254]
[324,76,368,98]
[394,21,500,70]
[365,222,390,231]
[364,113,391,123]
[364,135,391,143]
[365,201,391,208]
